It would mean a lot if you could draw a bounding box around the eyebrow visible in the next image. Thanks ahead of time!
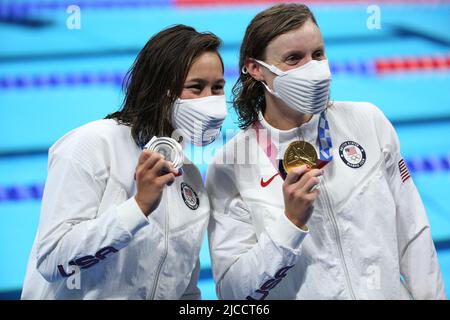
[314,45,325,52]
[185,78,225,84]
[281,46,325,59]
[281,50,305,59]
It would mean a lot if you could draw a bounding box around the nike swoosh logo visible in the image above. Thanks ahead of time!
[260,173,280,188]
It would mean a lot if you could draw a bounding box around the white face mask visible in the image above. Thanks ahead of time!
[255,59,332,115]
[171,95,227,146]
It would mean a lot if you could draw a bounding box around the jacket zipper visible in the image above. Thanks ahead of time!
[149,192,170,300]
[320,178,357,300]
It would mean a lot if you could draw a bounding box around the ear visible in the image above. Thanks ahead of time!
[244,58,266,82]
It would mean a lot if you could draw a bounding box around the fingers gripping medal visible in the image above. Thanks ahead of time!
[144,137,184,171]
[282,141,321,191]
[283,141,318,172]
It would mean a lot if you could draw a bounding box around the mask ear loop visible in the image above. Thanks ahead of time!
[254,59,284,76]
[260,81,277,96]
[252,59,284,97]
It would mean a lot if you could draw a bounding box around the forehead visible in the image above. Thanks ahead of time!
[186,51,223,79]
[265,19,324,58]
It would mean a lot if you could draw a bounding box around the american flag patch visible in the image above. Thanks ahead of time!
[398,159,410,182]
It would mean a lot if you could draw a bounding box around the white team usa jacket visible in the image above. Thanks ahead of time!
[21,119,210,299]
[206,101,446,300]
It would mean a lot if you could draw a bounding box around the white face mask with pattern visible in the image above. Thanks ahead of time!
[171,95,227,146]
[255,59,332,115]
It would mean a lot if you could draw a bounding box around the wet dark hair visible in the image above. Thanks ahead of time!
[232,4,318,129]
[105,24,223,146]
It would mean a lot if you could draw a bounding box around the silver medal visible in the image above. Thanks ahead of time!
[144,137,183,170]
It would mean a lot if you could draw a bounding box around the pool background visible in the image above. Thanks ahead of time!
[0,0,449,299]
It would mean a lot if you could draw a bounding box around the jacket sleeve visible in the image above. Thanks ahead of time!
[206,160,309,300]
[180,259,201,300]
[35,154,149,283]
[372,105,447,299]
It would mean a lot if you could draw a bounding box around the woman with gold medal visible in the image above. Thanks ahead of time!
[206,4,446,300]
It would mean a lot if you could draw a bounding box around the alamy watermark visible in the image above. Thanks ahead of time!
[367,5,381,30]
[66,5,81,30]
[66,265,81,290]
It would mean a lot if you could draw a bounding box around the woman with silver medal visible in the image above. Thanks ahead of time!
[21,25,227,299]
[206,4,446,300]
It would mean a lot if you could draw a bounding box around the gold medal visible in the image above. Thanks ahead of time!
[283,141,318,173]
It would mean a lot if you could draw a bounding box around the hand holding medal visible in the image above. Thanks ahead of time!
[281,138,324,228]
[134,137,182,216]
[282,161,323,230]
[144,137,184,171]
[254,112,333,230]
[280,113,332,229]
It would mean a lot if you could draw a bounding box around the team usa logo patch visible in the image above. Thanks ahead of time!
[398,158,411,182]
[180,182,199,210]
[339,141,366,168]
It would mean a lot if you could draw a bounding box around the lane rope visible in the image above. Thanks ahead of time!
[1,55,449,90]
[0,154,449,202]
